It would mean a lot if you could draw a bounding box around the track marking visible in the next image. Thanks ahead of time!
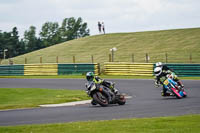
[40,100,91,107]
[40,96,132,107]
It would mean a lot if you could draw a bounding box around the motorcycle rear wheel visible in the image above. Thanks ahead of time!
[116,95,126,105]
[182,91,187,97]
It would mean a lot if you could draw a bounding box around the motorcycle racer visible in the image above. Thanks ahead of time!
[154,67,173,96]
[86,72,119,105]
[86,72,119,94]
[155,62,184,88]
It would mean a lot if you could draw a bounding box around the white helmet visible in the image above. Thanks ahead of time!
[154,67,162,76]
[155,62,163,67]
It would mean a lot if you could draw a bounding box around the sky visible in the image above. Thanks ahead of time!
[0,0,200,38]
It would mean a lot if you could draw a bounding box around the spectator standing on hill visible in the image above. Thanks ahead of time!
[102,22,105,34]
[98,22,101,33]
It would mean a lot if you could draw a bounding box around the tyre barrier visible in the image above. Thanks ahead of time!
[104,62,154,76]
[0,63,200,77]
[0,63,100,76]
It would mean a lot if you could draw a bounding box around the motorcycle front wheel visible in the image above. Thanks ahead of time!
[92,92,109,107]
[171,87,182,99]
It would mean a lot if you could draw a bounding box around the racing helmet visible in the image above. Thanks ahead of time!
[154,67,162,76]
[86,72,94,81]
[155,62,163,67]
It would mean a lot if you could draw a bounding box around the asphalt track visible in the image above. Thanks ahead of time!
[0,78,200,126]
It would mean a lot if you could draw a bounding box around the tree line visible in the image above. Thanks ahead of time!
[0,17,90,59]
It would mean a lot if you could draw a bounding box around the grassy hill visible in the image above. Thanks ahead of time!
[2,28,200,65]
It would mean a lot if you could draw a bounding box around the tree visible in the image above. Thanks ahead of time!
[60,17,90,41]
[0,31,4,58]
[18,39,26,55]
[39,17,90,47]
[0,28,25,58]
[24,26,39,52]
[0,17,90,59]
[39,22,61,47]
[10,27,21,56]
[0,31,13,58]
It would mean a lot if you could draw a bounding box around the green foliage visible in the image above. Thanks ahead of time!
[24,26,39,52]
[60,17,90,41]
[40,22,61,47]
[0,17,90,59]
[39,17,90,47]
[39,17,90,48]
[0,27,25,58]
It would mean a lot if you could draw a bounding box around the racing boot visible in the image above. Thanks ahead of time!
[108,82,119,95]
[91,99,97,105]
[113,88,119,95]
[110,86,119,95]
[161,90,171,96]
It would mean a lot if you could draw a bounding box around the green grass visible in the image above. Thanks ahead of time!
[0,88,89,110]
[0,114,199,133]
[1,28,200,65]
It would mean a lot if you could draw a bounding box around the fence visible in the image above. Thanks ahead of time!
[0,63,100,76]
[112,53,200,63]
[1,52,200,65]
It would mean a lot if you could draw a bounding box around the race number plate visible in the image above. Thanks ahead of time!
[163,80,169,85]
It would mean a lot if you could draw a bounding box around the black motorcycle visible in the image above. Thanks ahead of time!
[85,81,126,107]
